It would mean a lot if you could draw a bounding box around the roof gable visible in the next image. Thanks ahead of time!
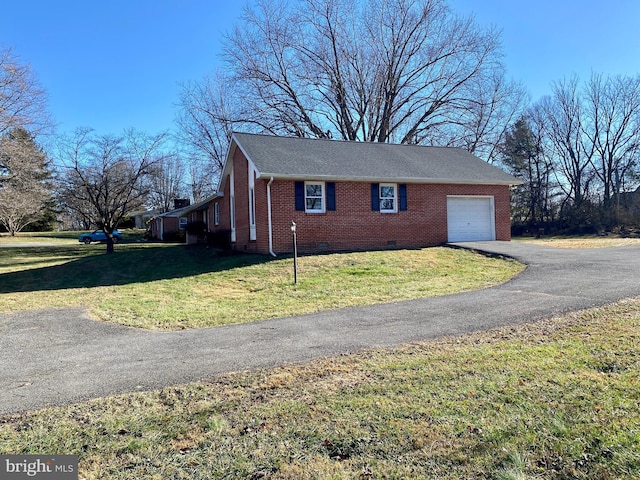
[224,132,519,186]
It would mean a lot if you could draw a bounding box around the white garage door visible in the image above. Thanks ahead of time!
[447,196,495,242]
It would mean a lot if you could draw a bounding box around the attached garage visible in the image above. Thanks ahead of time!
[447,196,496,242]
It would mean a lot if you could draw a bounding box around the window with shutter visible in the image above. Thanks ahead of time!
[379,183,397,213]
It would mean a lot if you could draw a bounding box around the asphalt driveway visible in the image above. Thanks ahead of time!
[1,241,640,415]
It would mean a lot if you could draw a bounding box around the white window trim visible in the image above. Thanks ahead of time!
[379,183,398,213]
[248,162,257,240]
[179,217,188,229]
[214,202,220,226]
[305,181,326,213]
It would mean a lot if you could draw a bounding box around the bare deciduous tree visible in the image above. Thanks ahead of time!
[177,0,523,163]
[147,152,187,213]
[585,73,640,208]
[437,71,528,162]
[228,0,513,143]
[0,47,51,136]
[522,73,640,230]
[176,76,233,173]
[176,76,234,201]
[536,77,596,209]
[57,128,167,253]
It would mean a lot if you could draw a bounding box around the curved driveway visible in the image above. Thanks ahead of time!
[1,241,639,415]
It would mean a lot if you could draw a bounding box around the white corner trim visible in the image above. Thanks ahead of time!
[267,177,276,257]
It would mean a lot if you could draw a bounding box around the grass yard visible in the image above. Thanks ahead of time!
[1,297,638,479]
[0,233,523,330]
[0,230,82,244]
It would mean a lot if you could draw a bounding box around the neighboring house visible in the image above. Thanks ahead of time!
[207,132,521,255]
[151,197,219,243]
[151,205,192,241]
[183,195,218,244]
[129,209,160,229]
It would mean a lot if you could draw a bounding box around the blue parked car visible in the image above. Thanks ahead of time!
[78,229,123,244]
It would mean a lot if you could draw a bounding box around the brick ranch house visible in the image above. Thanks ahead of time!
[151,204,191,241]
[151,198,212,243]
[192,132,520,255]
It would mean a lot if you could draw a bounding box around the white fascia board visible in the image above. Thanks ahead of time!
[232,133,253,165]
[224,133,264,184]
[232,133,264,180]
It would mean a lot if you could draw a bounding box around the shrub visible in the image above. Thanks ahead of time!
[163,229,186,243]
[185,220,207,235]
[206,230,231,250]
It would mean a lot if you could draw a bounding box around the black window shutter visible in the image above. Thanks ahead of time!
[326,182,336,211]
[399,183,407,211]
[371,183,380,211]
[295,181,304,211]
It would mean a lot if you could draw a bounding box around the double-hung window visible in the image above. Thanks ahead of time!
[371,183,407,212]
[295,181,335,212]
[379,183,397,213]
[305,182,325,213]
[213,202,220,226]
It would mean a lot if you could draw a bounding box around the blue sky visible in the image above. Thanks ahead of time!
[2,0,639,138]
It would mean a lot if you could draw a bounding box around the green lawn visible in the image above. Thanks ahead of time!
[0,233,523,329]
[1,298,638,479]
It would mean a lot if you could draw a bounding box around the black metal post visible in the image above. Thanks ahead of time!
[291,221,298,284]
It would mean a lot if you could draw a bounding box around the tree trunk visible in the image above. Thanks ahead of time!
[106,234,115,254]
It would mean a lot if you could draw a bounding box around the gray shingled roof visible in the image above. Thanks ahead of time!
[155,194,219,218]
[232,132,519,185]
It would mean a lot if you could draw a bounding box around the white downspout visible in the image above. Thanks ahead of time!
[267,176,276,257]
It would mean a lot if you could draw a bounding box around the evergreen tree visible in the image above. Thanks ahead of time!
[0,127,52,235]
[500,117,553,229]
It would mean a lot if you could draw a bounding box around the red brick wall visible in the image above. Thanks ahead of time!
[152,216,179,240]
[209,153,235,245]
[267,181,511,254]
[210,149,513,255]
[228,147,258,253]
[255,177,271,254]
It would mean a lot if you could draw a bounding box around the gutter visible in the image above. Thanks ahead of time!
[257,173,520,186]
[267,176,276,257]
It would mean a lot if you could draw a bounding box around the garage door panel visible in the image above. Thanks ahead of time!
[447,197,495,242]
